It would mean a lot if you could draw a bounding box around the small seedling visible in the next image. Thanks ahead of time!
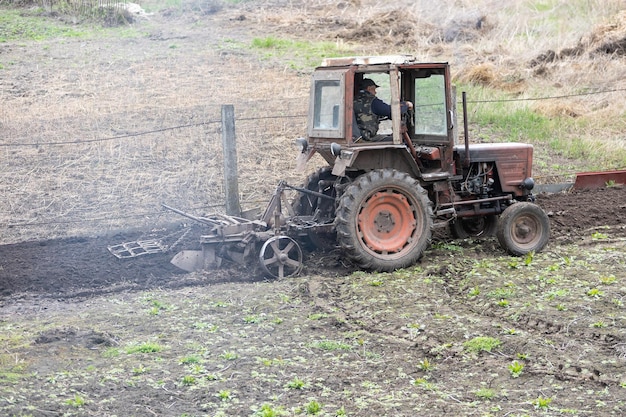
[218,389,231,401]
[132,365,148,375]
[305,400,322,415]
[412,378,436,390]
[244,315,262,324]
[467,286,480,297]
[256,403,282,417]
[533,396,552,409]
[497,299,510,307]
[181,375,196,386]
[587,288,604,298]
[417,358,434,371]
[474,388,495,399]
[508,360,524,378]
[220,351,239,360]
[65,394,86,408]
[599,275,616,285]
[591,231,608,240]
[592,321,606,328]
[286,376,306,389]
[523,251,534,266]
[179,355,200,365]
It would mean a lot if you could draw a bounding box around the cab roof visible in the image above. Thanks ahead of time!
[320,55,417,67]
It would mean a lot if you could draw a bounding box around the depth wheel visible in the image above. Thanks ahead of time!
[335,169,432,271]
[496,202,550,255]
[451,215,497,238]
[259,236,303,279]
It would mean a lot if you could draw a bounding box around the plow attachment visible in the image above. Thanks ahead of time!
[108,181,323,279]
[574,169,626,190]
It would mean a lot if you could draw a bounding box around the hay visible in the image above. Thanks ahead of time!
[454,63,498,86]
[530,9,626,66]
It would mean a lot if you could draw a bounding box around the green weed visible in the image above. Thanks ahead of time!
[417,358,434,371]
[181,375,196,385]
[468,286,480,297]
[587,288,604,298]
[218,389,232,400]
[533,396,552,409]
[305,400,322,414]
[508,360,524,378]
[474,387,496,399]
[126,342,162,354]
[310,340,352,351]
[463,336,502,353]
[179,355,201,365]
[286,376,306,389]
[65,394,86,408]
[219,351,239,360]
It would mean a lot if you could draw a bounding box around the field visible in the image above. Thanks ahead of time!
[1,0,626,416]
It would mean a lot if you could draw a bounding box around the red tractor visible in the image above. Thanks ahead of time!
[115,55,550,277]
[292,55,550,271]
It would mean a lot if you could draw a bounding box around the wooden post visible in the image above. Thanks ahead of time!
[221,105,241,216]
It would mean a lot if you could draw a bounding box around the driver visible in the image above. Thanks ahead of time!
[354,78,413,141]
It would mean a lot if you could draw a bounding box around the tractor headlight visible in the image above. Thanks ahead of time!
[520,177,535,190]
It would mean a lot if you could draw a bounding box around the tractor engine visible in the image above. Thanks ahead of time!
[457,162,496,198]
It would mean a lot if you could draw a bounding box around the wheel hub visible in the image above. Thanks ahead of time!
[374,210,395,233]
[358,190,417,253]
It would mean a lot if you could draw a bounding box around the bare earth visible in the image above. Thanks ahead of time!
[1,2,626,417]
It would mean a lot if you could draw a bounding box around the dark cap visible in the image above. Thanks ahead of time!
[361,78,379,89]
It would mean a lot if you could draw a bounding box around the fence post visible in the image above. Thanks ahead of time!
[221,105,241,216]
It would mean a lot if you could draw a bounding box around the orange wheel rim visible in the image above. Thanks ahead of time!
[357,189,417,254]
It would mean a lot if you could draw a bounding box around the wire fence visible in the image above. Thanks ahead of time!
[0,88,622,244]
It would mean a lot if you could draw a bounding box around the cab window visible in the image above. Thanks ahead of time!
[413,74,447,136]
[308,70,346,138]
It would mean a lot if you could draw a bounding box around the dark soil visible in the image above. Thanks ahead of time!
[1,186,623,301]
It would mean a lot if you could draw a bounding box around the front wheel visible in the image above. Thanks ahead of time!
[335,169,432,271]
[496,202,550,256]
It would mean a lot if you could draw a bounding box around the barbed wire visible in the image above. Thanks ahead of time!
[465,87,626,103]
[1,87,622,148]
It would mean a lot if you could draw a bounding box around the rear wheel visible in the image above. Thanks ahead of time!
[451,215,497,239]
[335,169,432,271]
[496,202,550,255]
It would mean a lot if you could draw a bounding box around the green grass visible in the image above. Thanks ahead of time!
[309,340,352,351]
[459,84,626,173]
[463,336,502,353]
[248,36,352,70]
[0,9,87,42]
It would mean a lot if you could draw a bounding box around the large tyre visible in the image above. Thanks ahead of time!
[335,169,432,271]
[292,167,337,250]
[451,215,497,239]
[496,202,550,256]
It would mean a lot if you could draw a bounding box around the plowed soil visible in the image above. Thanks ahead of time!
[0,186,624,300]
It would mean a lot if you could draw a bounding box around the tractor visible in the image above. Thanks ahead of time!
[110,55,551,277]
[291,55,550,271]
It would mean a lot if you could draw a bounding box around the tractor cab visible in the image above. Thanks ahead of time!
[297,55,456,181]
